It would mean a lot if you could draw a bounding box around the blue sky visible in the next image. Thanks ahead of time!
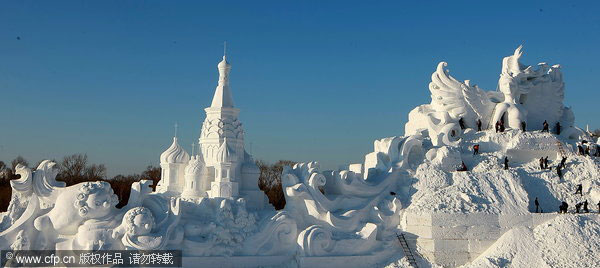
[1,1,599,176]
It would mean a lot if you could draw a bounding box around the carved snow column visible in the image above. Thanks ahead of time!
[181,154,209,198]
[157,137,190,195]
[211,138,239,198]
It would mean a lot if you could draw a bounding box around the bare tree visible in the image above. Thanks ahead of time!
[56,154,106,184]
[257,160,295,210]
[141,166,161,191]
[11,156,29,171]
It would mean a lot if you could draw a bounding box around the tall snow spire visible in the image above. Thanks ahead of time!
[210,45,234,108]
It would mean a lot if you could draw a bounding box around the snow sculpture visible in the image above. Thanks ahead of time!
[156,55,265,209]
[113,198,182,250]
[282,162,402,256]
[156,137,190,194]
[3,47,593,267]
[406,46,583,146]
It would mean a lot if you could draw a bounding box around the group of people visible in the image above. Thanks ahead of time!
[577,140,599,157]
[541,120,561,134]
[556,184,600,213]
[495,119,506,133]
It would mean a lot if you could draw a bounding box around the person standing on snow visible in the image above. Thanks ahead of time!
[560,201,569,213]
[521,121,526,132]
[575,202,582,213]
[575,184,583,195]
[583,200,589,213]
[556,165,563,178]
[504,157,509,170]
[542,120,549,132]
[544,156,549,169]
[473,144,480,155]
[477,119,482,131]
[535,197,540,213]
[457,161,468,172]
[555,122,561,135]
[459,118,466,130]
[560,156,567,169]
[578,144,585,155]
[539,157,545,170]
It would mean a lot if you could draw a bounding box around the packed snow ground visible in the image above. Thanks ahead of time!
[403,129,599,214]
[464,214,600,268]
[384,128,600,267]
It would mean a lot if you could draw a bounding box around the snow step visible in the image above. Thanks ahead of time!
[396,233,419,268]
[555,139,567,158]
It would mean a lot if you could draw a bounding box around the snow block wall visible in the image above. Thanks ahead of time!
[402,212,559,267]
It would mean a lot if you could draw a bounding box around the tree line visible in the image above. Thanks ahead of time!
[0,155,291,211]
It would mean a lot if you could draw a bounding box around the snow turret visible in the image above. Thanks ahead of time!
[156,137,189,194]
[182,154,210,198]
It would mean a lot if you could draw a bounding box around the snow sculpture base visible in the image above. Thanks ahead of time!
[402,212,558,267]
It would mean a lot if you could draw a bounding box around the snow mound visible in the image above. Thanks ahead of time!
[464,214,600,268]
[403,129,600,214]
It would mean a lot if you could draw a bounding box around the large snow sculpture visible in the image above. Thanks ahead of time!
[156,55,265,210]
[406,46,583,146]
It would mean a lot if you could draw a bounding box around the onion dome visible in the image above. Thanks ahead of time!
[160,137,190,164]
[217,55,231,70]
[185,155,205,175]
[216,138,236,163]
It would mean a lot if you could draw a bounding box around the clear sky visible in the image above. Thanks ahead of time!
[1,1,599,176]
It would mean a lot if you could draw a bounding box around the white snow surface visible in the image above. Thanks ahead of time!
[404,129,600,214]
[463,214,600,268]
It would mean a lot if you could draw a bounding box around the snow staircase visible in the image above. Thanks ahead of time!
[396,233,419,268]
[555,139,567,158]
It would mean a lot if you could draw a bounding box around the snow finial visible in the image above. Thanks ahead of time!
[223,41,227,57]
[191,142,196,156]
[211,47,234,108]
[174,122,179,138]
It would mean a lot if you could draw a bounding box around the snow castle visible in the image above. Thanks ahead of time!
[1,47,599,268]
[155,55,266,210]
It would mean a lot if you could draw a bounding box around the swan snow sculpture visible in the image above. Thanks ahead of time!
[406,46,582,146]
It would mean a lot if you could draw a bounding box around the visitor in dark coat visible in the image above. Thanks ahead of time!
[477,119,482,131]
[575,184,582,195]
[583,200,589,213]
[535,197,540,213]
[504,157,509,170]
[555,122,561,135]
[560,156,567,169]
[542,120,549,132]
